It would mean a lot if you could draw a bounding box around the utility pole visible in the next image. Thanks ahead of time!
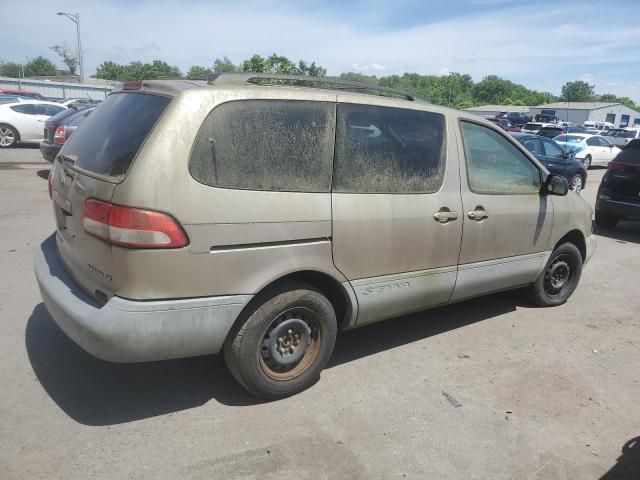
[57,12,84,83]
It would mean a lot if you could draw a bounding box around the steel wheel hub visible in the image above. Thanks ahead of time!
[262,317,312,368]
[545,259,571,295]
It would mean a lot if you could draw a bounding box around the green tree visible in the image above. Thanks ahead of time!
[560,80,595,102]
[213,56,237,73]
[188,65,211,78]
[0,61,22,78]
[95,60,181,81]
[50,43,78,75]
[242,54,268,73]
[24,56,56,77]
[598,93,618,102]
[339,72,379,84]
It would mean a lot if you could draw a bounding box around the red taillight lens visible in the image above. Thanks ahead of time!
[82,199,188,248]
[54,125,66,144]
[48,171,53,199]
[608,161,640,170]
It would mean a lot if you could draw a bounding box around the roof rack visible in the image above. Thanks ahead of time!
[197,73,419,101]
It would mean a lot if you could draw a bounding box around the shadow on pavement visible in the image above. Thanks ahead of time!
[600,437,640,480]
[27,291,521,426]
[593,220,640,245]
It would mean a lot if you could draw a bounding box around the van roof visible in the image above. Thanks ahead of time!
[112,73,421,102]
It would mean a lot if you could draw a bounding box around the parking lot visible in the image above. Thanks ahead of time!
[0,146,639,479]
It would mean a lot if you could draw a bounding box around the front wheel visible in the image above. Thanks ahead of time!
[224,283,337,399]
[583,155,592,169]
[570,174,583,194]
[527,243,582,307]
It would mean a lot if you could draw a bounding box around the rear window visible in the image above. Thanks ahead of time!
[620,130,639,139]
[190,100,335,192]
[523,123,543,130]
[61,93,170,180]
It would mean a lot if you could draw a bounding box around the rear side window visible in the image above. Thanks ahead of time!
[10,104,36,115]
[62,93,170,180]
[460,121,541,195]
[333,104,446,193]
[190,100,335,192]
[36,104,65,116]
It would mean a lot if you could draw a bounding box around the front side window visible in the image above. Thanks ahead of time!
[333,104,446,193]
[542,139,565,159]
[521,138,544,156]
[460,121,541,195]
[190,100,335,192]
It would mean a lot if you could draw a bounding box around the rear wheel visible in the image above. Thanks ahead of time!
[527,242,582,307]
[570,174,583,194]
[595,210,620,229]
[583,155,592,169]
[0,125,18,148]
[224,283,337,399]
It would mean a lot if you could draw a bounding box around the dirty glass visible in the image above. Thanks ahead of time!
[190,100,335,192]
[460,121,541,195]
[333,104,446,193]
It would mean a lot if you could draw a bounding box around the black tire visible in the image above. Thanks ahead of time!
[224,283,337,399]
[527,242,582,307]
[595,210,620,229]
[0,124,18,148]
[583,155,592,169]
[570,174,583,194]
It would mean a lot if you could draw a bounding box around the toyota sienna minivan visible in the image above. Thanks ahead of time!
[35,74,596,398]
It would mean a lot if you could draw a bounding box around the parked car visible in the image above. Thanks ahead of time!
[553,133,621,169]
[486,117,516,131]
[0,89,45,100]
[0,94,32,104]
[537,126,586,139]
[583,121,614,131]
[602,128,640,148]
[0,101,66,148]
[595,139,640,229]
[57,98,102,108]
[513,133,587,193]
[35,75,595,399]
[40,106,94,162]
[521,122,550,135]
[534,114,559,123]
[497,111,531,126]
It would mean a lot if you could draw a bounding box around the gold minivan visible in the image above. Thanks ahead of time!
[35,74,596,398]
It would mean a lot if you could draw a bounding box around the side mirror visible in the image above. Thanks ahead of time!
[563,150,575,160]
[543,173,569,196]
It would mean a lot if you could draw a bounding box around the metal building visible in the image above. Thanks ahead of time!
[528,102,640,128]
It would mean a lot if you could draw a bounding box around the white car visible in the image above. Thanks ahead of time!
[520,122,551,135]
[0,101,66,148]
[57,98,101,108]
[583,121,614,131]
[553,133,621,169]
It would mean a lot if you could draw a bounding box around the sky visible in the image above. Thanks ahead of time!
[2,0,640,102]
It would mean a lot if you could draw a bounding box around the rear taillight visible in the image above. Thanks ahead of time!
[608,161,640,170]
[48,171,53,199]
[54,125,66,144]
[82,199,189,248]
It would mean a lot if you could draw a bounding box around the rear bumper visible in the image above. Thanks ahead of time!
[596,198,640,220]
[34,234,252,363]
[39,141,59,163]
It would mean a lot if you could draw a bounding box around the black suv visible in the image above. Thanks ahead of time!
[595,139,640,229]
[497,111,531,126]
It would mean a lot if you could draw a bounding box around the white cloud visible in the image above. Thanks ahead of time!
[2,0,639,101]
[438,67,450,76]
[579,73,595,83]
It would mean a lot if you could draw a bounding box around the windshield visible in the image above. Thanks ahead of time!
[61,92,170,181]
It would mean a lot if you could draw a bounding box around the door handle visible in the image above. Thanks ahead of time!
[468,209,489,221]
[433,209,458,223]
